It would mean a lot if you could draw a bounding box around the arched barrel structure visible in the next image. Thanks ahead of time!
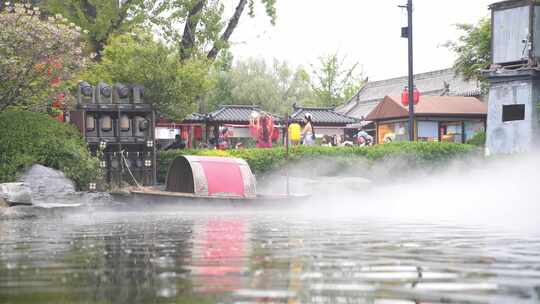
[165,156,257,198]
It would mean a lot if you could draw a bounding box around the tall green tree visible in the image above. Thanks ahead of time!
[154,0,276,61]
[206,50,235,111]
[40,0,276,62]
[205,57,313,114]
[40,0,148,59]
[0,3,87,112]
[82,32,212,120]
[445,18,491,83]
[310,53,365,108]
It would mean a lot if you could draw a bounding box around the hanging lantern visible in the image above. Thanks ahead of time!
[401,86,421,106]
[413,87,420,105]
[401,87,409,106]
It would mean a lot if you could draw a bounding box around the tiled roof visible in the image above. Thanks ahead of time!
[365,95,487,121]
[341,100,381,121]
[290,106,359,125]
[207,105,280,123]
[183,112,206,123]
[336,68,483,120]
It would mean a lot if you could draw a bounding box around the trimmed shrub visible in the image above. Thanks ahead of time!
[0,109,102,189]
[466,131,486,147]
[157,142,480,183]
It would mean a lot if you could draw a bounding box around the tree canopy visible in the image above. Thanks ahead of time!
[205,56,313,115]
[0,3,87,112]
[40,0,277,62]
[203,53,369,114]
[0,1,370,120]
[445,18,491,84]
[41,0,148,59]
[82,32,212,120]
[310,53,365,108]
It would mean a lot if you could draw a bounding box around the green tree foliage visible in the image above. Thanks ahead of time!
[205,50,235,111]
[40,0,148,58]
[445,18,491,84]
[310,53,365,108]
[466,131,486,147]
[82,32,212,120]
[206,57,313,114]
[40,0,276,62]
[153,0,276,61]
[0,109,101,189]
[0,3,87,112]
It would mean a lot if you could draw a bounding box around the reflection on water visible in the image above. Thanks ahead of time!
[1,208,540,304]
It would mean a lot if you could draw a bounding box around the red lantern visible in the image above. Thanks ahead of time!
[413,87,420,105]
[401,87,421,106]
[401,88,409,106]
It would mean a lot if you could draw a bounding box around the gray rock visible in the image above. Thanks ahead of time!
[81,191,113,204]
[20,164,77,204]
[0,183,32,206]
[0,206,37,220]
[0,197,8,208]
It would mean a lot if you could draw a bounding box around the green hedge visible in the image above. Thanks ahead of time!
[157,142,480,183]
[0,109,102,189]
[466,131,486,147]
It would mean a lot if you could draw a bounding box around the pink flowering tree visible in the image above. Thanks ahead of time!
[0,3,87,112]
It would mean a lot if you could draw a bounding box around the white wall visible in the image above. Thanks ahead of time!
[486,79,536,154]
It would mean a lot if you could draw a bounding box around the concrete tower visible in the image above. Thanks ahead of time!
[486,0,540,155]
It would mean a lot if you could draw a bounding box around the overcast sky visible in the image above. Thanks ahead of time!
[228,0,493,80]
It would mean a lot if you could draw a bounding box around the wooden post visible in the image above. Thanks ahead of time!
[285,113,290,196]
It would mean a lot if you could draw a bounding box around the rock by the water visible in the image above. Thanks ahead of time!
[81,191,113,204]
[0,205,37,220]
[20,164,77,204]
[0,183,32,206]
[0,197,8,208]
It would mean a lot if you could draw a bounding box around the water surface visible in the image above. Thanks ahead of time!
[1,204,539,304]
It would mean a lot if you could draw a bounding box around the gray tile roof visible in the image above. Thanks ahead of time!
[342,100,381,121]
[207,105,280,124]
[336,68,483,120]
[290,106,359,125]
[183,112,206,123]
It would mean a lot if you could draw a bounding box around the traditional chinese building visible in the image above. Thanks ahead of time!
[290,105,359,138]
[365,95,487,144]
[336,68,484,136]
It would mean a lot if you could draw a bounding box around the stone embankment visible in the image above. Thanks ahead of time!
[1,164,111,220]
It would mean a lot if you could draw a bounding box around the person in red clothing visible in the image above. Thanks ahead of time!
[256,113,273,148]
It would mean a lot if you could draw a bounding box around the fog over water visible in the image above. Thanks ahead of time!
[1,153,539,303]
[292,153,540,232]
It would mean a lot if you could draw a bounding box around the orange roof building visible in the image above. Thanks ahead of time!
[365,95,487,144]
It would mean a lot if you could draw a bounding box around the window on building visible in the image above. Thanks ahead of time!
[502,104,525,122]
[464,120,485,141]
[440,122,462,143]
[378,121,409,144]
[417,121,438,142]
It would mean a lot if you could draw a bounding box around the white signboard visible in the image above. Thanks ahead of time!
[156,127,179,139]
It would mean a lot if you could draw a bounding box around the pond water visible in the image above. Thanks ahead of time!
[1,203,539,304]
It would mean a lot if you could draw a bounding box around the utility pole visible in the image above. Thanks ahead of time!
[406,0,415,141]
[400,0,415,141]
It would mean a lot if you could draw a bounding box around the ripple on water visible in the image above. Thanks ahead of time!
[0,211,540,304]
